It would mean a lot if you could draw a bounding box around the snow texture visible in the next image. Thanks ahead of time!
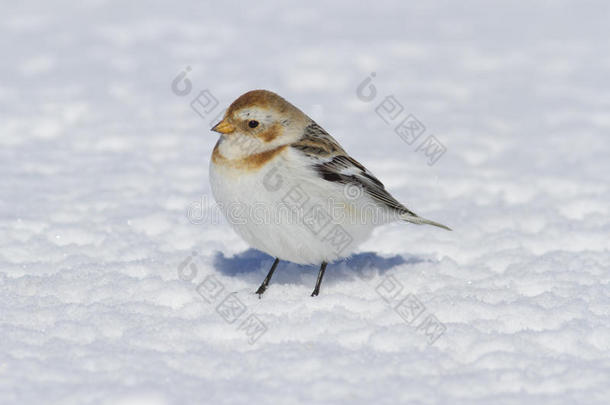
[1,1,609,404]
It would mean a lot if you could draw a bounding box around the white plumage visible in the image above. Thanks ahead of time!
[210,147,383,265]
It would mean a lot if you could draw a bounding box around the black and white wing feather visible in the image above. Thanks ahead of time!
[292,122,451,230]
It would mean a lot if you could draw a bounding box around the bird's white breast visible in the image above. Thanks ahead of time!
[209,147,381,265]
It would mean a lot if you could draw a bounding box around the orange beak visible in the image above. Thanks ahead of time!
[211,119,236,134]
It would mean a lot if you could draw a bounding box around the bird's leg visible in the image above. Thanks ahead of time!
[255,258,280,298]
[310,262,328,297]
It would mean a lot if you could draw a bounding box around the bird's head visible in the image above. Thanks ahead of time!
[211,90,310,158]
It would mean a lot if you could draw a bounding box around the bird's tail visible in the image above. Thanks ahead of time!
[400,213,452,231]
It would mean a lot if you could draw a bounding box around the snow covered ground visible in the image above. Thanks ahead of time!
[1,1,609,404]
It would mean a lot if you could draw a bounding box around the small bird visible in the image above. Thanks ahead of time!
[210,90,450,297]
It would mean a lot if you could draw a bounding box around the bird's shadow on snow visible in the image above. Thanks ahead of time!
[212,248,428,286]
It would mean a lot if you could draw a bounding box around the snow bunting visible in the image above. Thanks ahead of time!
[210,90,450,296]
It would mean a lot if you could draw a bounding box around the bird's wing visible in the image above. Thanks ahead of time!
[291,122,451,230]
[290,121,346,158]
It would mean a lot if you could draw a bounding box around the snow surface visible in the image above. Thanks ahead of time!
[1,1,610,404]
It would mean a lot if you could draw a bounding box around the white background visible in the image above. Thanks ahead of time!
[1,1,609,404]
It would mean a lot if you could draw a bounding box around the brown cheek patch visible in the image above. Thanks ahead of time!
[212,144,287,171]
[256,123,282,143]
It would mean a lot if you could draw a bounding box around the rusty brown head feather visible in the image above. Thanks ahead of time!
[211,90,313,171]
[226,90,297,117]
[212,89,309,144]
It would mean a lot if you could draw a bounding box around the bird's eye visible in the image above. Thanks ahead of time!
[248,120,259,128]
